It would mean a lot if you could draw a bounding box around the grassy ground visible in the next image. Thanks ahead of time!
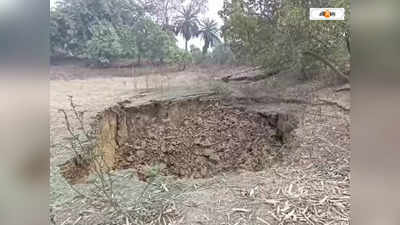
[50,65,350,225]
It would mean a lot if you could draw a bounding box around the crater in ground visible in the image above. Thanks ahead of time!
[60,97,298,184]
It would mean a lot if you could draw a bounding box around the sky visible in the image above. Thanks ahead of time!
[50,0,224,50]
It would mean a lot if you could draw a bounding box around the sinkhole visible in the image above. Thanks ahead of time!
[60,97,298,184]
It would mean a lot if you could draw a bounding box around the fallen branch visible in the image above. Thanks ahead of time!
[318,99,350,112]
[222,70,279,83]
[232,208,251,213]
[335,84,351,92]
[228,66,263,76]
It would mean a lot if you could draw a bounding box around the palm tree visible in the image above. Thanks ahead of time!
[197,19,221,55]
[174,3,201,52]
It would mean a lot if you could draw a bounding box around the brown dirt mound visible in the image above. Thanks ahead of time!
[60,98,298,184]
[59,157,91,184]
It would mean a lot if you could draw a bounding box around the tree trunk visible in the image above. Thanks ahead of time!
[202,42,209,55]
[185,40,188,52]
[138,55,141,66]
[303,51,349,82]
[346,34,351,55]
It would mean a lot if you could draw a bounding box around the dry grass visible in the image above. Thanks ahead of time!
[50,69,210,153]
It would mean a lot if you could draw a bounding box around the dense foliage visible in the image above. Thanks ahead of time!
[86,22,123,64]
[219,0,351,78]
[51,0,350,76]
[50,0,194,66]
[190,43,236,65]
[211,43,236,65]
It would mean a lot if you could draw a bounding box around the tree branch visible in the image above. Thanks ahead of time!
[303,51,349,82]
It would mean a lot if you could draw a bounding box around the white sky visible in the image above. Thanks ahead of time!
[50,0,224,49]
[50,0,57,7]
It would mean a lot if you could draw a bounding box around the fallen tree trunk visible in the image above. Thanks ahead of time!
[335,83,351,92]
[222,69,279,83]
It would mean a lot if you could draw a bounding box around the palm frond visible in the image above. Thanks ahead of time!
[197,18,221,53]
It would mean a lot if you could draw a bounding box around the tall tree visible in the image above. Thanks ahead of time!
[174,3,201,51]
[197,18,221,54]
[142,0,181,31]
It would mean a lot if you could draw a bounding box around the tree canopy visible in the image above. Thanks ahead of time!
[173,2,203,51]
[50,0,184,65]
[219,0,351,79]
[50,0,215,66]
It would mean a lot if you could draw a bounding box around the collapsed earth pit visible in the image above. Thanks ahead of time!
[60,98,297,184]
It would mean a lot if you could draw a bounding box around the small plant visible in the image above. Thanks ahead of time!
[145,164,165,180]
[58,96,119,212]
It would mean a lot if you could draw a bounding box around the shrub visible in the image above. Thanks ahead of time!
[211,43,236,65]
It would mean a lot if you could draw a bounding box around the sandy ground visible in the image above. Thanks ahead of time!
[50,65,350,225]
[50,69,212,149]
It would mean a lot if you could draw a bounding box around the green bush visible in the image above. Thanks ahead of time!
[170,48,192,70]
[211,44,235,65]
[87,23,122,65]
[190,45,206,64]
[119,29,138,59]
